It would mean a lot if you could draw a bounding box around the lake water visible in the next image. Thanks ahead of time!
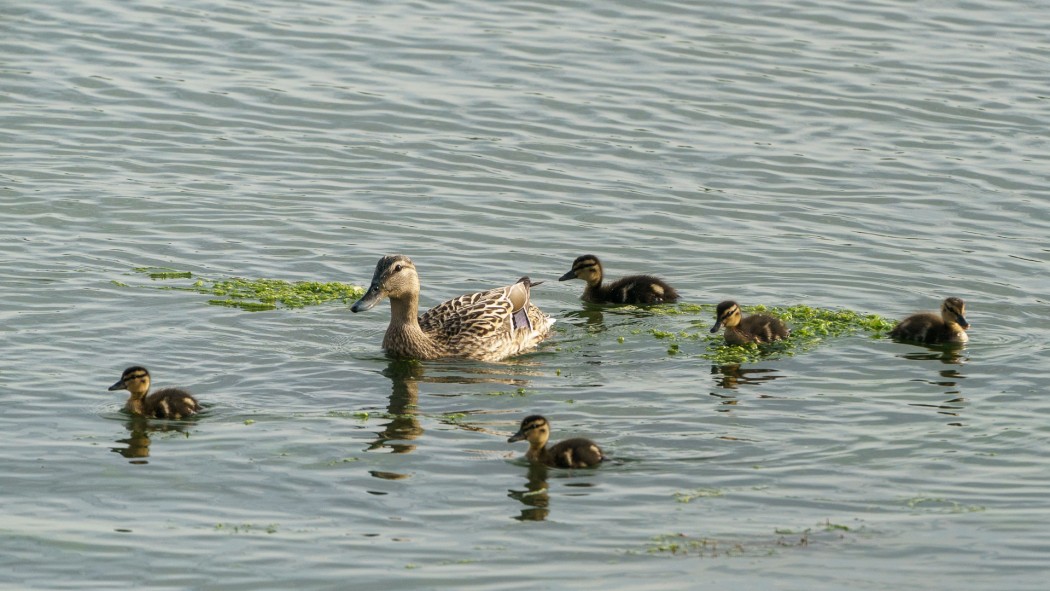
[3,0,1049,588]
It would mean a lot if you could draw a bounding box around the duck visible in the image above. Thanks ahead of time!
[350,255,555,362]
[508,415,606,468]
[108,366,200,419]
[709,300,790,345]
[889,297,969,344]
[558,254,679,305]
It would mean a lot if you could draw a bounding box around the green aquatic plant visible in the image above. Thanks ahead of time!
[642,519,862,558]
[124,267,365,311]
[133,266,194,280]
[673,488,725,503]
[650,303,896,364]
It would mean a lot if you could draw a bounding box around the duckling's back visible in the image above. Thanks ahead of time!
[545,437,606,468]
[144,387,200,419]
[601,275,679,305]
[889,313,966,344]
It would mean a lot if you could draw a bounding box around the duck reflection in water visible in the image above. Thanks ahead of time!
[711,364,783,390]
[110,416,196,463]
[909,367,967,420]
[900,345,967,366]
[367,360,425,455]
[367,360,535,480]
[508,462,551,522]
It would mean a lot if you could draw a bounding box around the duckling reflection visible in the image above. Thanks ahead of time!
[560,306,608,334]
[366,360,425,455]
[909,392,967,418]
[111,417,152,461]
[508,462,551,522]
[900,346,966,365]
[109,416,195,462]
[711,364,783,390]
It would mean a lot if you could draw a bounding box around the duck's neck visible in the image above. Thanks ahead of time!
[383,293,441,358]
[124,392,147,415]
[582,279,604,302]
[389,292,420,328]
[945,321,969,342]
[526,441,548,463]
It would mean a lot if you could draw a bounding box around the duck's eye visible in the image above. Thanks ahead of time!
[393,264,403,273]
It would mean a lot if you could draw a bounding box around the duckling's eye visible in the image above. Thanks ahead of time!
[393,264,403,273]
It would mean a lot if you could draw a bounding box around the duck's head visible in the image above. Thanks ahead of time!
[710,300,742,333]
[351,255,420,312]
[940,297,969,329]
[559,255,603,286]
[109,366,151,397]
[508,415,550,447]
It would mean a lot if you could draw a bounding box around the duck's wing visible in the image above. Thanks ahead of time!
[419,278,554,360]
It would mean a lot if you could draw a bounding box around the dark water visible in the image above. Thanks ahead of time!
[3,0,1049,588]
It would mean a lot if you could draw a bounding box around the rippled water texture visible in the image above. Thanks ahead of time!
[3,0,1049,589]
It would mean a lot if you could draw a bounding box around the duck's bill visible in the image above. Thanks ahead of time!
[709,321,723,333]
[957,315,970,329]
[507,431,526,443]
[108,379,126,391]
[350,286,383,313]
[557,270,576,281]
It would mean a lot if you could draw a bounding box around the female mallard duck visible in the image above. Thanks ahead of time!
[889,297,969,344]
[710,300,790,345]
[508,415,606,468]
[558,254,679,305]
[108,366,200,419]
[350,255,555,362]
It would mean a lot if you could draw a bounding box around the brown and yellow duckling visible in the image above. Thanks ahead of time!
[558,254,679,305]
[351,255,555,362]
[108,366,200,419]
[710,300,790,345]
[889,297,969,344]
[508,415,606,468]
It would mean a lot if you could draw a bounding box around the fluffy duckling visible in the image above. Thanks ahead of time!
[508,415,606,468]
[350,255,555,361]
[889,297,969,344]
[559,254,679,305]
[108,366,200,419]
[710,300,790,345]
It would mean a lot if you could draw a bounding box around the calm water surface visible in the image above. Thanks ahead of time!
[3,0,1049,589]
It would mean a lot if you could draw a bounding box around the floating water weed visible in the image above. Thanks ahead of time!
[124,267,364,311]
[673,488,725,503]
[648,303,896,364]
[643,519,861,558]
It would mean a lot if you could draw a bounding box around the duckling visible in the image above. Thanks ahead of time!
[350,255,555,361]
[709,300,790,345]
[889,297,969,344]
[108,366,200,419]
[558,254,679,305]
[508,415,606,468]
